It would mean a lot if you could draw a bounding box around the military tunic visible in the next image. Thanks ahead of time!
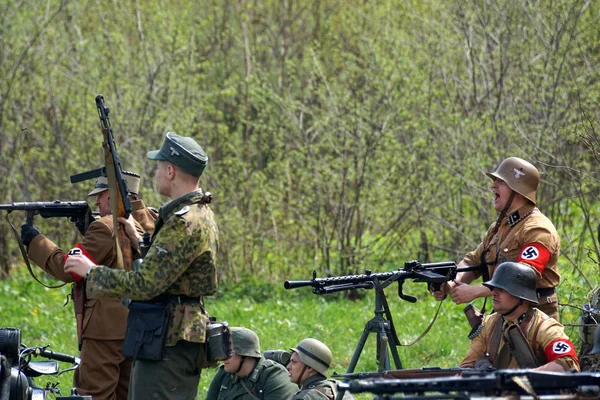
[86,189,218,400]
[460,308,579,371]
[292,375,340,400]
[27,214,145,400]
[205,357,297,400]
[462,203,560,319]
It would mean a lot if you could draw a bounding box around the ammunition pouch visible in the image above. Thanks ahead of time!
[503,321,538,368]
[205,321,233,364]
[464,304,484,339]
[122,301,172,361]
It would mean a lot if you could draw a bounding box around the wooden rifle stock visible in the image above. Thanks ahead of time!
[95,94,133,271]
[72,281,86,350]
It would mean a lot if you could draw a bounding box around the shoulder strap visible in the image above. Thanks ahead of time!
[487,315,504,363]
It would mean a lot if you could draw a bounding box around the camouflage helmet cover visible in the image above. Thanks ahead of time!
[290,338,332,376]
[483,261,539,304]
[230,327,261,358]
[486,157,540,204]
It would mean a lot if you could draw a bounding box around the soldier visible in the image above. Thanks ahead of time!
[288,338,347,400]
[65,132,218,400]
[20,171,153,400]
[205,327,297,400]
[460,262,579,371]
[432,157,561,320]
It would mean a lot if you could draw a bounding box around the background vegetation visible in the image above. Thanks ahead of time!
[1,0,600,398]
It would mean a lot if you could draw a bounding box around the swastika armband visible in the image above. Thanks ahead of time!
[517,242,551,273]
[64,244,97,281]
[544,338,577,362]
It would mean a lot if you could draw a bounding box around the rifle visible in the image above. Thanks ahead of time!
[332,366,483,380]
[72,94,132,270]
[284,260,459,302]
[338,369,600,397]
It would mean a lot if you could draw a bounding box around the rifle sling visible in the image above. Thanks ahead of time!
[397,294,445,347]
[503,318,539,368]
[6,213,65,289]
[487,316,504,364]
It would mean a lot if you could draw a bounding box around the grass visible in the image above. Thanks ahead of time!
[0,263,592,399]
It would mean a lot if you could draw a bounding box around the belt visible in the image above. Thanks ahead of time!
[148,294,200,304]
[536,287,555,298]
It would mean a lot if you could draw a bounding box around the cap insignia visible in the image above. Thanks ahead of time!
[170,146,181,156]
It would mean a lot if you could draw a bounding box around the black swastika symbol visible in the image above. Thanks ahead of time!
[521,246,538,259]
[553,341,570,353]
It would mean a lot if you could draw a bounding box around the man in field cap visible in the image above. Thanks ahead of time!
[146,131,208,177]
[20,169,157,400]
[65,132,218,400]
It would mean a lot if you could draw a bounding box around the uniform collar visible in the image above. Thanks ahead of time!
[301,373,326,389]
[158,189,204,218]
[506,203,536,227]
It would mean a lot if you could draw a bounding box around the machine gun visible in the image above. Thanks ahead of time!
[286,260,460,400]
[284,260,458,302]
[338,369,600,399]
[332,366,487,380]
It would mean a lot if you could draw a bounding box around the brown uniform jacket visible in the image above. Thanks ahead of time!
[460,308,579,371]
[27,214,147,340]
[463,204,560,315]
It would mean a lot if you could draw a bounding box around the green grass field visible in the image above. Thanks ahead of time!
[0,264,590,399]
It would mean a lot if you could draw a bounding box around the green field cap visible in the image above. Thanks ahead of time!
[147,132,208,177]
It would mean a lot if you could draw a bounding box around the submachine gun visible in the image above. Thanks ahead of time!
[285,260,459,400]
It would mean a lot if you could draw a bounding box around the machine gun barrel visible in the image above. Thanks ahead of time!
[284,261,457,292]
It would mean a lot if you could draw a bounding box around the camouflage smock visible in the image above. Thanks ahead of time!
[86,189,219,346]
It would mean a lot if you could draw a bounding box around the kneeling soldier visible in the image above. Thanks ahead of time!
[206,327,297,400]
[460,261,579,371]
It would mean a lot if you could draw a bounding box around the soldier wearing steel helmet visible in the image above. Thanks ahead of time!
[460,262,578,371]
[433,157,561,320]
[288,338,353,400]
[205,327,297,400]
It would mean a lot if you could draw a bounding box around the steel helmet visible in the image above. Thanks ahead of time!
[230,327,261,358]
[291,338,332,376]
[486,157,540,204]
[483,262,539,304]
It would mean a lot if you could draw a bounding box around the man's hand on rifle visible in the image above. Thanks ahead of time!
[118,215,141,246]
[431,280,456,301]
[20,224,40,248]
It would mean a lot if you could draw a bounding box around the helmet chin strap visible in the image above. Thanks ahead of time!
[298,365,309,387]
[234,356,246,375]
[502,298,524,317]
[500,191,516,217]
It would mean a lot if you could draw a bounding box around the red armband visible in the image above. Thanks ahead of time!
[517,242,551,273]
[64,244,97,281]
[544,338,577,362]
